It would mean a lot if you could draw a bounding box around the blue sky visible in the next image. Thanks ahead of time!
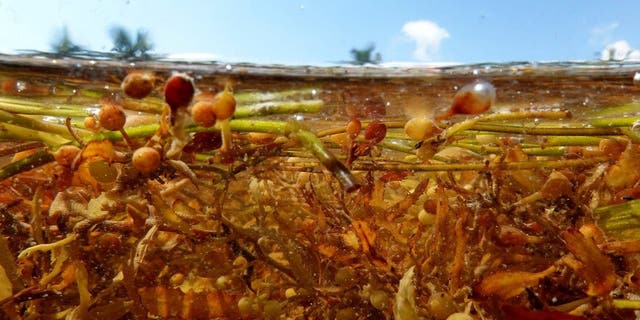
[1,0,639,64]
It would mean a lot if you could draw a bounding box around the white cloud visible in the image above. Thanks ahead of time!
[590,22,619,46]
[601,40,640,61]
[402,20,449,61]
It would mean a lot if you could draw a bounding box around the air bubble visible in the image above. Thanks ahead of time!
[225,64,232,71]
[15,81,26,92]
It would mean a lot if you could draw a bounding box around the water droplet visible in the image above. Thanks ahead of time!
[15,81,26,92]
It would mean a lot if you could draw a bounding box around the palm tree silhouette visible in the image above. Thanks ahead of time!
[110,26,153,60]
[51,27,83,57]
[349,43,382,65]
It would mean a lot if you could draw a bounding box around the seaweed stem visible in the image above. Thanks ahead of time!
[65,117,85,147]
[352,157,606,172]
[470,123,621,136]
[0,96,90,117]
[0,122,70,147]
[613,299,640,309]
[0,150,55,181]
[17,233,77,260]
[288,122,360,192]
[233,99,324,119]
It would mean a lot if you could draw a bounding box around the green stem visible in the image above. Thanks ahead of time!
[86,120,283,143]
[234,89,316,104]
[0,150,55,181]
[0,122,70,147]
[378,139,415,154]
[620,127,640,143]
[0,110,88,139]
[228,119,290,135]
[441,110,571,139]
[477,109,571,122]
[121,96,165,114]
[543,136,604,146]
[594,199,640,218]
[613,299,640,309]
[289,122,360,192]
[233,99,324,119]
[590,116,640,127]
[86,124,160,142]
[586,103,640,117]
[0,97,90,117]
[350,157,606,172]
[469,123,621,136]
[452,142,566,156]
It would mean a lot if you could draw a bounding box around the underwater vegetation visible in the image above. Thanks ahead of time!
[0,59,639,319]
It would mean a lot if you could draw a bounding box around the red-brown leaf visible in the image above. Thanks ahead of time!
[475,266,555,300]
[561,228,616,296]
